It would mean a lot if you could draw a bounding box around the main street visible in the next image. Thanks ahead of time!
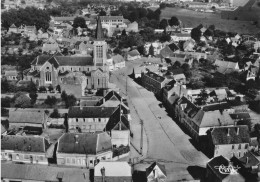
[110,58,209,181]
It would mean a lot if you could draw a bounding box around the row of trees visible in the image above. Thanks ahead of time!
[1,7,50,30]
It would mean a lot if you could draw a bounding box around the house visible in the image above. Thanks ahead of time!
[8,24,18,34]
[112,54,125,70]
[172,73,186,85]
[104,106,130,147]
[1,124,7,136]
[208,126,250,159]
[23,17,109,88]
[126,21,138,32]
[146,162,167,182]
[214,59,240,74]
[160,43,179,59]
[4,70,18,80]
[133,65,160,79]
[145,42,163,56]
[8,109,48,129]
[171,33,191,42]
[175,97,234,141]
[94,161,132,182]
[127,49,141,61]
[231,151,260,181]
[141,71,173,96]
[1,162,90,182]
[1,135,50,165]
[183,39,196,52]
[67,106,117,133]
[96,90,124,107]
[56,132,113,168]
[42,43,61,54]
[209,89,228,101]
[254,41,260,52]
[206,155,245,182]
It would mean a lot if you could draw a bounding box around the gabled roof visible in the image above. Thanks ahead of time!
[128,49,140,57]
[96,90,122,106]
[229,113,250,120]
[42,43,61,53]
[202,102,231,112]
[10,24,17,28]
[237,151,260,168]
[9,109,46,124]
[68,106,116,118]
[145,71,166,83]
[210,126,250,145]
[105,106,130,131]
[4,70,18,76]
[178,96,200,118]
[112,54,125,64]
[1,162,89,182]
[1,124,7,134]
[160,45,175,58]
[1,135,50,153]
[168,42,179,52]
[94,161,131,177]
[100,16,124,21]
[146,162,167,177]
[57,132,112,155]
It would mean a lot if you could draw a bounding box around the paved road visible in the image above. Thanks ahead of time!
[111,59,209,181]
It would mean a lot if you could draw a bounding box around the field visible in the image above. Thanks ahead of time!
[159,7,260,34]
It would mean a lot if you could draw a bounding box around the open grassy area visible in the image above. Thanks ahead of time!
[159,7,259,34]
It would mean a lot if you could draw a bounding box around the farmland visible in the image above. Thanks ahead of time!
[159,7,260,34]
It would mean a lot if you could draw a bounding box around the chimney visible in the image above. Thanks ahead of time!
[227,128,230,136]
[236,127,240,135]
[101,167,105,182]
[74,135,79,144]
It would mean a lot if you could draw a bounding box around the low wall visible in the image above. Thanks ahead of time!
[112,152,130,161]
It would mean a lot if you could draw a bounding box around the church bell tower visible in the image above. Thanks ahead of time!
[93,16,107,69]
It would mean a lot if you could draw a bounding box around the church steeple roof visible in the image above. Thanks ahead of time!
[95,16,103,40]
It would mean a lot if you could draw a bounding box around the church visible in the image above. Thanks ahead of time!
[23,16,109,93]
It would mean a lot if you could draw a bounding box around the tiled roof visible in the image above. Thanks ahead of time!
[128,49,140,57]
[146,162,167,177]
[42,43,60,53]
[96,90,122,106]
[55,56,94,66]
[100,16,124,20]
[145,71,165,83]
[237,151,260,168]
[112,54,125,64]
[202,102,231,112]
[62,76,82,85]
[229,113,250,120]
[4,70,17,76]
[68,106,116,118]
[178,96,200,118]
[1,135,50,153]
[9,109,46,124]
[210,126,250,145]
[57,132,112,155]
[95,161,131,177]
[1,162,89,182]
[168,43,179,52]
[160,46,175,58]
[105,106,130,131]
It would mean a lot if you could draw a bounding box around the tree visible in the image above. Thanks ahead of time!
[137,45,146,55]
[159,3,167,9]
[99,10,106,16]
[173,61,181,68]
[159,34,171,42]
[129,10,139,22]
[48,85,54,92]
[29,92,38,105]
[168,16,179,26]
[50,108,60,118]
[121,29,127,36]
[149,44,154,56]
[159,19,168,29]
[61,91,68,101]
[191,27,201,42]
[14,94,31,108]
[1,97,12,108]
[39,86,47,93]
[72,17,87,28]
[65,94,77,108]
[195,89,208,105]
[56,85,61,93]
[44,96,57,106]
[181,63,190,72]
